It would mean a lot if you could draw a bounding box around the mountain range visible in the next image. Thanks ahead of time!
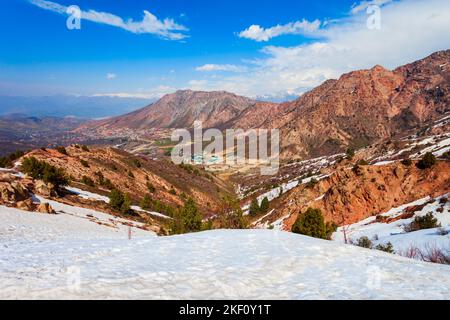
[82,50,450,159]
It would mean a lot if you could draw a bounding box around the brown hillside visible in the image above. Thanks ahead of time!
[275,160,450,230]
[23,146,233,216]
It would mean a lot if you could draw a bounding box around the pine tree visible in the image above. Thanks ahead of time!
[357,236,373,248]
[218,195,247,229]
[181,198,202,232]
[21,156,69,193]
[140,194,152,210]
[292,207,328,239]
[260,197,269,213]
[171,198,203,234]
[109,189,125,211]
[249,198,260,215]
[417,152,436,169]
[121,193,132,214]
[346,147,355,159]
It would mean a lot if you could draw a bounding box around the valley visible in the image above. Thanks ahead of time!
[1,49,449,299]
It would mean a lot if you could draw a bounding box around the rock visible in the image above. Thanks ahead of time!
[0,183,12,202]
[37,203,56,214]
[393,165,404,179]
[34,180,55,197]
[0,173,14,183]
[10,181,29,201]
[0,179,30,203]
[16,198,35,211]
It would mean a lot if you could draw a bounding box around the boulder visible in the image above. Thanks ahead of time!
[37,202,56,214]
[16,198,35,211]
[10,181,29,201]
[34,180,55,197]
[0,180,30,203]
[0,182,13,202]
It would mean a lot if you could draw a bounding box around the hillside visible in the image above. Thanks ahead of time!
[24,146,234,218]
[332,194,450,257]
[241,126,450,230]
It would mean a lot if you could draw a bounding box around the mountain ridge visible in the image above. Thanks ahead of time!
[82,90,259,130]
[80,50,450,159]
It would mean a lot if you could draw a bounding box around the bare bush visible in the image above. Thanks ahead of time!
[400,245,421,260]
[399,243,450,265]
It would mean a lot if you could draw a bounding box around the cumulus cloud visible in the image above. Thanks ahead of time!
[238,19,322,42]
[29,0,188,40]
[189,0,450,99]
[195,64,247,72]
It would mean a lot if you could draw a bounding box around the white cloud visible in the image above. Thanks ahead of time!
[187,80,208,90]
[106,73,117,80]
[238,19,322,42]
[189,0,450,99]
[350,0,393,14]
[195,64,247,72]
[29,0,188,40]
[92,85,176,99]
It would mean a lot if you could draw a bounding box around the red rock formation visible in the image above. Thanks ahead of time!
[277,161,450,230]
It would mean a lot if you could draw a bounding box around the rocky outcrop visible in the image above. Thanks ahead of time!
[0,173,57,214]
[16,198,35,211]
[277,160,450,230]
[36,202,55,214]
[0,174,30,203]
[34,180,56,197]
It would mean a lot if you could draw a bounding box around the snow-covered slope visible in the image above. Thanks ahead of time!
[1,207,449,299]
[370,132,450,164]
[65,186,171,219]
[333,194,450,255]
[0,203,154,242]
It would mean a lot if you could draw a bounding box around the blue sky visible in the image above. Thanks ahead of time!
[0,0,449,100]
